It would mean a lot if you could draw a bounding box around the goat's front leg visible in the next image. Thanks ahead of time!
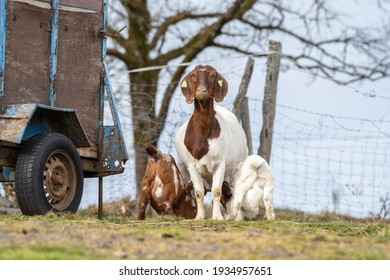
[162,200,175,216]
[164,185,178,216]
[188,165,205,220]
[211,164,225,220]
[138,186,151,220]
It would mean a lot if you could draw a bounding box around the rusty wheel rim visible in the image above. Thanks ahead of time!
[43,150,77,210]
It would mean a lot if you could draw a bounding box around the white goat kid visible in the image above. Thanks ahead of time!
[225,155,275,221]
[175,65,248,220]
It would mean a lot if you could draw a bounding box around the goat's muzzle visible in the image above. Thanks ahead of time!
[195,85,209,102]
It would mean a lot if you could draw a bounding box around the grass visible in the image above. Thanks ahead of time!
[0,209,389,260]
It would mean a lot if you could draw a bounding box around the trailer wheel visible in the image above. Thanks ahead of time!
[15,133,84,215]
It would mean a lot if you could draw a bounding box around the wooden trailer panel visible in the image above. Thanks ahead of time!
[39,0,102,12]
[3,1,51,106]
[55,8,103,145]
[3,0,104,145]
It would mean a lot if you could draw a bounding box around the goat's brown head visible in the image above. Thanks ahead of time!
[180,65,228,104]
[220,181,233,210]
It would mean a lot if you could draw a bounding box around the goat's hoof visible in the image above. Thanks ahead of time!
[267,215,276,220]
[265,211,275,220]
[212,213,224,221]
[195,214,205,220]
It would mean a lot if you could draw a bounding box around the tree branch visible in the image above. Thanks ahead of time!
[106,48,129,66]
[149,11,223,50]
[211,42,253,55]
[155,0,257,135]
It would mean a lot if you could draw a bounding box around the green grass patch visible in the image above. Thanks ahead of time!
[0,209,389,260]
[0,244,92,260]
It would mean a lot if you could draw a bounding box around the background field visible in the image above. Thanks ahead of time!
[0,207,389,260]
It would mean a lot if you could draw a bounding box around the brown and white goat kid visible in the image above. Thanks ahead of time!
[224,155,275,221]
[138,144,197,220]
[175,65,248,220]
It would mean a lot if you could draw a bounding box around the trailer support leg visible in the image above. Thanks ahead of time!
[98,177,103,219]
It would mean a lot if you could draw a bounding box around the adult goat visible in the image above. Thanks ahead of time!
[175,65,248,220]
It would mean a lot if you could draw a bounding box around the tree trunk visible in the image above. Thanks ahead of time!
[129,71,160,197]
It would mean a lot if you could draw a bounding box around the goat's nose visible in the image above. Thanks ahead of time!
[197,86,206,94]
[196,86,208,99]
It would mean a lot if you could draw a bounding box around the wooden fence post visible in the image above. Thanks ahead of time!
[233,56,254,154]
[258,40,282,163]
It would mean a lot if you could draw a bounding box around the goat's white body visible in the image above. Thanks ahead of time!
[175,105,248,219]
[226,155,275,221]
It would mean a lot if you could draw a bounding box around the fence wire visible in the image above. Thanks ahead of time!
[80,56,390,218]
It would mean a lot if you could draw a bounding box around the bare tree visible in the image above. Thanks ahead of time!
[107,0,390,196]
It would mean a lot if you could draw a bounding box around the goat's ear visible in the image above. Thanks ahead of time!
[184,181,194,191]
[180,73,195,104]
[145,143,162,162]
[222,181,233,198]
[214,72,228,102]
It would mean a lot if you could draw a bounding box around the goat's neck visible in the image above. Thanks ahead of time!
[194,97,214,113]
[191,98,219,133]
[184,98,221,160]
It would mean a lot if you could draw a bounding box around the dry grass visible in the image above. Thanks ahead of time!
[0,200,389,260]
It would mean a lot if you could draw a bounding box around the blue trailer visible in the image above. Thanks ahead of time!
[0,0,128,216]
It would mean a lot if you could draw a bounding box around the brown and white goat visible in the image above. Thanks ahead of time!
[138,144,197,220]
[174,65,248,220]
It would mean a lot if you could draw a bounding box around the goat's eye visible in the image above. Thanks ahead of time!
[191,74,197,82]
[209,73,216,80]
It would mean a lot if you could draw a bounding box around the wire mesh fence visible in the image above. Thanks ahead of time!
[266,102,390,218]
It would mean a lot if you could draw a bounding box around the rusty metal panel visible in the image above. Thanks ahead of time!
[3,1,51,106]
[35,0,102,12]
[55,8,103,145]
[60,0,102,12]
[0,103,90,147]
[0,104,35,143]
[98,126,127,176]
[24,105,90,147]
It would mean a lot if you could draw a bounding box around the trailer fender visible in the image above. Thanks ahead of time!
[0,103,90,147]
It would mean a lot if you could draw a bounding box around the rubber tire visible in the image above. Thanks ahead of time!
[15,133,84,215]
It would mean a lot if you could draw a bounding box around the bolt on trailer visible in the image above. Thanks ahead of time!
[0,0,128,216]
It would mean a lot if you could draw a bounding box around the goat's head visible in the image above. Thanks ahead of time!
[220,181,233,211]
[180,65,228,104]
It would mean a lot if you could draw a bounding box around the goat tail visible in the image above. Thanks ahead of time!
[247,155,274,181]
